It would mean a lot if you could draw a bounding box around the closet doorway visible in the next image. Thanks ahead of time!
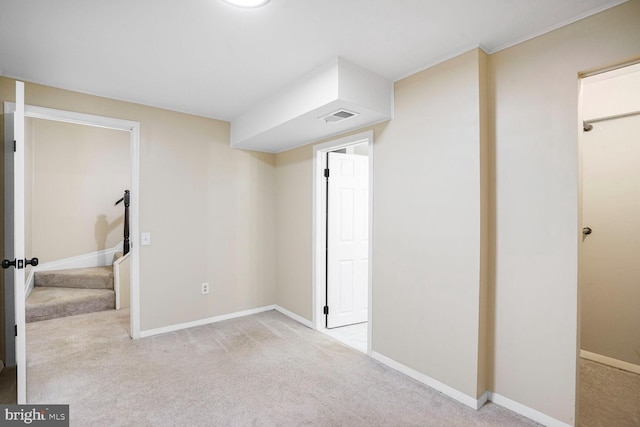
[578,62,640,425]
[313,131,373,354]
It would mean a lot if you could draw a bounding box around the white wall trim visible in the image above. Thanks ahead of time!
[274,305,313,328]
[580,350,640,375]
[371,351,485,410]
[393,0,628,84]
[13,104,139,132]
[312,130,374,356]
[129,122,141,339]
[139,305,277,338]
[366,351,573,426]
[485,0,628,54]
[487,392,573,427]
[32,241,122,273]
[140,304,315,339]
[393,45,487,83]
[477,391,490,409]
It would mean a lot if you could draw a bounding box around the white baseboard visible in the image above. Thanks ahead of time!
[35,242,122,273]
[370,351,485,410]
[140,304,313,339]
[477,391,489,409]
[580,350,640,375]
[139,305,277,338]
[274,305,313,328]
[369,352,572,426]
[487,392,572,427]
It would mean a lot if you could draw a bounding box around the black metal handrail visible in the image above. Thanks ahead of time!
[115,190,131,255]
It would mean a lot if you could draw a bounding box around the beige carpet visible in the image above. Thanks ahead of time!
[27,266,115,322]
[578,358,640,427]
[26,309,540,426]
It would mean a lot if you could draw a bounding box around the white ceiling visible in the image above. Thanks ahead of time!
[0,0,626,122]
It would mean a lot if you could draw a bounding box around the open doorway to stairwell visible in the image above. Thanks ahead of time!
[313,131,373,354]
[23,117,131,325]
[2,103,140,403]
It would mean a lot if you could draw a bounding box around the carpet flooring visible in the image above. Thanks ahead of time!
[26,309,539,427]
[26,287,115,323]
[578,358,640,427]
[27,266,116,322]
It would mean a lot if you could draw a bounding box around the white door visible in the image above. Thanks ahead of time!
[3,81,28,403]
[581,114,640,366]
[326,151,368,328]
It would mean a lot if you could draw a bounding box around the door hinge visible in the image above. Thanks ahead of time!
[323,306,329,315]
[15,325,17,336]
[13,140,16,152]
[324,168,330,178]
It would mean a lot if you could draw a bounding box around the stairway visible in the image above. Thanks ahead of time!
[26,266,115,323]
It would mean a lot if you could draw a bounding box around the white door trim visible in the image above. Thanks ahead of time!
[312,130,374,355]
[6,103,142,339]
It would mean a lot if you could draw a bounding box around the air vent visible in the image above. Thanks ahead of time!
[319,109,359,124]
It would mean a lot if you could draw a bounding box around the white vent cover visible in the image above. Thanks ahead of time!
[319,109,360,124]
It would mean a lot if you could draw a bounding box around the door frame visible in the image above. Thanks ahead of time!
[3,102,142,339]
[312,130,373,355]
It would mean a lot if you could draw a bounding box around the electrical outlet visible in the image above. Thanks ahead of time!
[201,283,209,295]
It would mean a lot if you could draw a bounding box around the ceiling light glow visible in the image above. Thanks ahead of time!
[222,0,270,8]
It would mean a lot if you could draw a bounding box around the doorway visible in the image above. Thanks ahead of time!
[313,131,373,354]
[2,99,141,403]
[578,62,640,425]
[23,116,131,311]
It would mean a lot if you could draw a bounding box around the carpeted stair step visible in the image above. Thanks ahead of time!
[34,266,113,290]
[26,287,115,323]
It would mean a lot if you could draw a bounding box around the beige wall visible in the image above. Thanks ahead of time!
[0,77,277,331]
[274,144,314,319]
[489,1,640,423]
[372,48,488,399]
[25,117,130,263]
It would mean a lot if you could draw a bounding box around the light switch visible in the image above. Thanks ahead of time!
[141,232,151,246]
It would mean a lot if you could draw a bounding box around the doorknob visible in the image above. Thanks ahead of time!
[1,259,16,269]
[2,257,39,269]
[583,227,592,235]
